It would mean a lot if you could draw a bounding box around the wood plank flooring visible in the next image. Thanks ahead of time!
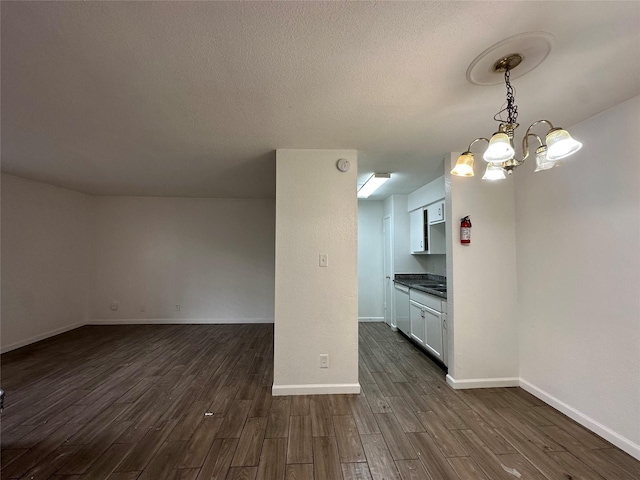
[1,322,638,479]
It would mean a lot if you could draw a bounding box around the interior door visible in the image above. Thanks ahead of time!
[383,216,393,327]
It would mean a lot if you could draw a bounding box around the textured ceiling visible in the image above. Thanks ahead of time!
[2,1,639,199]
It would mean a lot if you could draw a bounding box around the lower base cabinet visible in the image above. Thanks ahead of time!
[409,290,446,365]
[410,300,426,345]
[424,307,444,361]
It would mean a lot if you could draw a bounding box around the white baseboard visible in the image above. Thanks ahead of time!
[272,383,361,396]
[520,379,640,461]
[88,317,274,325]
[1,322,85,354]
[446,374,520,389]
[358,317,384,322]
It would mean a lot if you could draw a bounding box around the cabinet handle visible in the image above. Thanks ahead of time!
[386,276,391,279]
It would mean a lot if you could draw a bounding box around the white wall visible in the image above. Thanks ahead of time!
[1,174,92,352]
[273,149,359,395]
[358,200,384,321]
[446,153,520,387]
[515,96,640,458]
[91,196,275,323]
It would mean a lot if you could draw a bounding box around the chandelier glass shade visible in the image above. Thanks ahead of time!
[545,128,583,161]
[452,54,582,180]
[450,152,475,177]
[483,132,514,163]
[482,163,507,180]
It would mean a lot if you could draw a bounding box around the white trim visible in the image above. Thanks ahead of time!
[272,383,361,396]
[88,317,274,325]
[520,379,640,461]
[1,322,85,354]
[446,374,519,389]
[358,317,384,323]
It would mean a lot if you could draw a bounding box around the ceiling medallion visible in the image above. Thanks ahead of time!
[466,32,554,86]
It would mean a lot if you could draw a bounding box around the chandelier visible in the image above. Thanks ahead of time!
[451,53,582,180]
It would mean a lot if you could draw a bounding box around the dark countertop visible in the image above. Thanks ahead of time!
[394,273,447,299]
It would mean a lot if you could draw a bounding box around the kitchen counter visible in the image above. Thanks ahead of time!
[394,273,447,299]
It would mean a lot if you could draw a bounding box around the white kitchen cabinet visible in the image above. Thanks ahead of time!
[428,201,444,224]
[424,306,444,361]
[409,208,428,253]
[409,300,426,345]
[410,206,445,255]
[409,289,446,364]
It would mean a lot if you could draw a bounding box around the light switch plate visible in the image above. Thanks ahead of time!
[319,354,329,368]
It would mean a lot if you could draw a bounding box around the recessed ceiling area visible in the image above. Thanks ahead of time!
[2,1,639,199]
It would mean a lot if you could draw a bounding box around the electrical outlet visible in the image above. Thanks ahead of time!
[175,304,181,312]
[319,354,329,368]
[319,253,328,267]
[110,301,119,311]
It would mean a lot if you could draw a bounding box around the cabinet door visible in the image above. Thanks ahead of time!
[424,308,444,361]
[428,201,444,224]
[410,302,426,345]
[409,208,427,253]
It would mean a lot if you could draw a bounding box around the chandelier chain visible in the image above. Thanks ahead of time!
[504,68,518,125]
[493,67,518,126]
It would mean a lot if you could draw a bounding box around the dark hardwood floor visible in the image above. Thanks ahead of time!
[1,322,638,479]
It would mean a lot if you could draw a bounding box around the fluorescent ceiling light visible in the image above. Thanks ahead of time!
[357,173,391,198]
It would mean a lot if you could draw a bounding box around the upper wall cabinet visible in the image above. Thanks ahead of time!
[408,174,447,255]
[428,201,444,225]
[410,206,445,255]
[410,208,428,253]
[407,175,445,212]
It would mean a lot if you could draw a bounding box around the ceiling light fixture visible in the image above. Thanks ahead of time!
[358,173,391,198]
[452,51,582,180]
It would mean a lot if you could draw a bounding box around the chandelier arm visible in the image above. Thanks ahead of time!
[525,120,555,137]
[521,133,544,163]
[467,137,490,152]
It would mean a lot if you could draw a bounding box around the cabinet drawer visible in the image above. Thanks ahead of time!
[409,289,441,311]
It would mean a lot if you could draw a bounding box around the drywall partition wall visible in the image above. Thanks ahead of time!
[358,200,384,321]
[90,196,275,323]
[1,174,92,352]
[515,96,640,459]
[445,153,519,388]
[273,149,359,395]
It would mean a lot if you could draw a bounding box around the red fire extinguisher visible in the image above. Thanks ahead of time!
[460,216,471,244]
